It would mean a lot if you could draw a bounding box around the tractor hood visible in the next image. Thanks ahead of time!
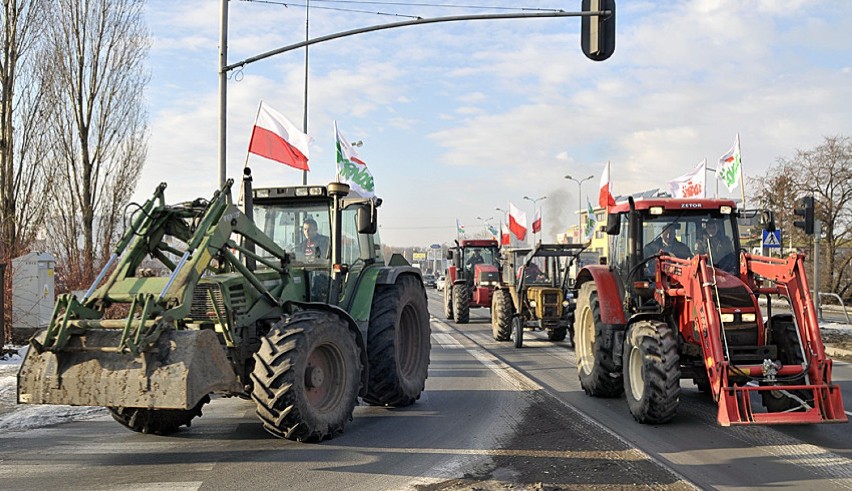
[710,268,755,309]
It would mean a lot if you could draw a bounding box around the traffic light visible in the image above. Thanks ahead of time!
[793,196,814,235]
[581,0,616,62]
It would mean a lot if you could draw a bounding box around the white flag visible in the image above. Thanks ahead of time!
[668,159,706,198]
[717,134,742,193]
[335,121,374,197]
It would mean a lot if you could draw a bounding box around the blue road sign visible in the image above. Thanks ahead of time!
[762,229,781,248]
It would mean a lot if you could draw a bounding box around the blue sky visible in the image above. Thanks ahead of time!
[140,0,852,246]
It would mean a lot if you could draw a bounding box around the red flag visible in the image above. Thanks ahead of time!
[531,208,542,234]
[598,161,616,208]
[248,102,311,170]
[501,222,510,245]
[508,202,527,241]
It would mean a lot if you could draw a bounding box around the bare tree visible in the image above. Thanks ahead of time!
[0,0,50,260]
[42,0,149,289]
[752,136,852,297]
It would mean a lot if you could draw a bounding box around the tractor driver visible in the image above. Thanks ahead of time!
[644,224,692,260]
[466,249,484,271]
[297,217,330,262]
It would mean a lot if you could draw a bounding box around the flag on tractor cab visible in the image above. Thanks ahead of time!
[717,133,742,192]
[248,102,311,170]
[487,223,498,237]
[531,208,542,234]
[584,198,598,242]
[668,159,706,198]
[335,121,374,197]
[508,202,527,241]
[456,219,465,235]
[501,222,511,245]
[598,161,616,208]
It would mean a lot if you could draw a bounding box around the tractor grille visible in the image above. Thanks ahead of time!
[190,284,225,321]
[189,283,246,321]
[543,292,560,305]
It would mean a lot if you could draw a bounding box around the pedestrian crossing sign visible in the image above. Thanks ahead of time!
[762,229,781,248]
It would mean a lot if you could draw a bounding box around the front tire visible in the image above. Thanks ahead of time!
[575,282,623,397]
[512,316,524,348]
[491,289,513,341]
[443,280,453,320]
[364,275,431,407]
[109,395,210,436]
[452,283,470,324]
[251,311,361,441]
[623,320,681,424]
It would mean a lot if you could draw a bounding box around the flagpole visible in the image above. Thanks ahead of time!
[333,120,340,182]
[301,0,310,186]
[238,101,264,206]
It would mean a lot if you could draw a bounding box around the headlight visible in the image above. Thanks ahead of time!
[530,300,537,308]
[562,300,570,307]
[720,314,734,323]
[741,313,755,322]
[649,206,663,215]
[720,206,732,214]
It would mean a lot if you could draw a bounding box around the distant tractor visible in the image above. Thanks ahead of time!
[444,239,500,323]
[492,243,586,348]
[574,196,847,426]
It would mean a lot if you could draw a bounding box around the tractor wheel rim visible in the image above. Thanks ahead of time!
[305,343,346,411]
[578,305,594,375]
[628,345,645,401]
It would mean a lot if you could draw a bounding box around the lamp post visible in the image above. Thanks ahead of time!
[523,195,546,244]
[565,174,594,244]
[476,216,494,239]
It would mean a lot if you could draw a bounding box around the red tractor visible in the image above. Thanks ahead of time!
[444,239,501,323]
[574,196,847,426]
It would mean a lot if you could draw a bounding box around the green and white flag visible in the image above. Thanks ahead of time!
[717,133,742,193]
[487,223,498,236]
[584,198,597,241]
[335,121,374,197]
[456,219,465,235]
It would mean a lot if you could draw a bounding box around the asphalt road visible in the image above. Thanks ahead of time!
[0,289,849,490]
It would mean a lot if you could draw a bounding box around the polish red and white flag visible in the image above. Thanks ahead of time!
[508,202,527,242]
[248,102,312,170]
[598,161,616,209]
[531,208,542,234]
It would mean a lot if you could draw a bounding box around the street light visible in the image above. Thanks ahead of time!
[565,174,594,244]
[523,195,546,243]
[476,216,494,238]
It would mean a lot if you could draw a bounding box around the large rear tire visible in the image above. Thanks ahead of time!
[762,314,813,412]
[364,275,431,407]
[251,311,361,441]
[623,320,681,424]
[575,282,623,397]
[109,395,210,436]
[452,283,470,324]
[443,280,453,320]
[491,289,513,341]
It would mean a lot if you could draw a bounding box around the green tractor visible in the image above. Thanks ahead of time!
[18,169,431,441]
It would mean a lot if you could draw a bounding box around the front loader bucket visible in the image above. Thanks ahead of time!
[717,383,848,426]
[18,329,242,410]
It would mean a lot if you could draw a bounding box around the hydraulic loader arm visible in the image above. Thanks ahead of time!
[40,179,290,353]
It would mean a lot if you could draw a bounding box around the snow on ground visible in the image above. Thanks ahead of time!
[1,319,850,433]
[0,346,107,432]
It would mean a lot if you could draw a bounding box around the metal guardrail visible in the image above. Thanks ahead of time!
[817,292,851,323]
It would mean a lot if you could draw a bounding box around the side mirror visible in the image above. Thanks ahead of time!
[357,205,377,234]
[760,210,776,232]
[446,250,454,260]
[606,213,620,235]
